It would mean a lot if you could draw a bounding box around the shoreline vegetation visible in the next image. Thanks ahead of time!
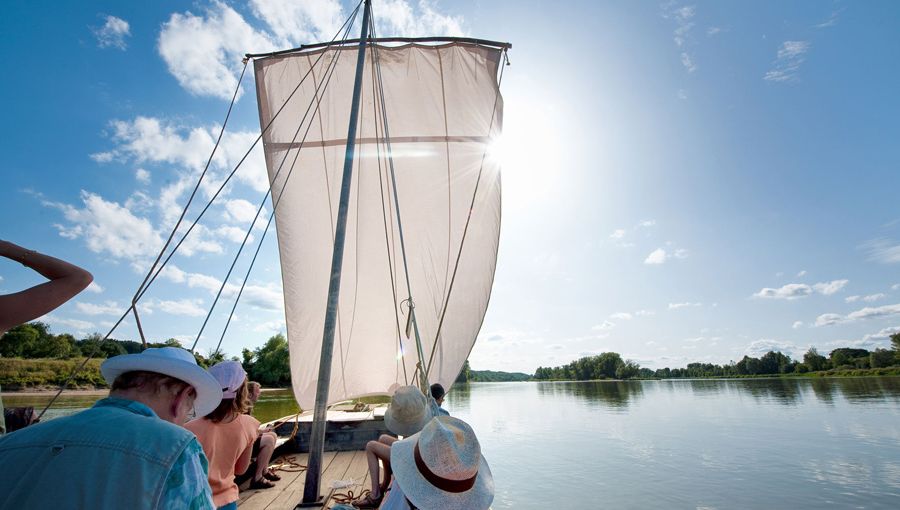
[3,323,899,390]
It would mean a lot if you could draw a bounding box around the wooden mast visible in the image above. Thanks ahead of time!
[298,0,372,506]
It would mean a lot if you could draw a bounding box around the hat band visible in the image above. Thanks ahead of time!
[413,443,477,493]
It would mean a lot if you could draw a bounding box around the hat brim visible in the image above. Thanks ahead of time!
[390,430,494,510]
[384,405,434,437]
[101,354,223,417]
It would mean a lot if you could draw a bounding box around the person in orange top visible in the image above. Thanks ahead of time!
[186,361,274,510]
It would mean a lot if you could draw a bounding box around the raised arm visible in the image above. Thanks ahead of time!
[0,240,93,333]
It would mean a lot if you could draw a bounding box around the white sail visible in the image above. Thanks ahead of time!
[254,42,503,411]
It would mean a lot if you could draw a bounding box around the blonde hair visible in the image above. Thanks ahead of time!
[205,377,250,423]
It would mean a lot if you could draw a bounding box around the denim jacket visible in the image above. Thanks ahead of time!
[0,398,204,510]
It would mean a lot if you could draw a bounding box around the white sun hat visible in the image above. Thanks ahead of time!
[101,347,223,417]
[383,385,434,437]
[390,416,493,510]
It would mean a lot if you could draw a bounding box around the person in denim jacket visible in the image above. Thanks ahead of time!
[0,347,223,509]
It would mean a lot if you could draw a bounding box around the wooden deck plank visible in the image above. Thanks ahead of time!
[324,450,372,510]
[263,451,343,510]
[237,452,313,510]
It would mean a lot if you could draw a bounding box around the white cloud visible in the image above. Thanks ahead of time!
[663,4,697,72]
[862,326,900,342]
[76,301,123,316]
[669,302,701,309]
[764,40,811,82]
[815,313,843,327]
[249,0,344,45]
[754,279,847,299]
[797,270,807,277]
[637,219,656,228]
[634,309,655,316]
[706,26,722,36]
[812,279,848,296]
[592,321,616,331]
[216,225,252,244]
[372,0,466,37]
[90,151,115,163]
[863,238,900,264]
[610,312,632,320]
[680,52,697,73]
[753,283,811,300]
[39,314,96,333]
[644,248,667,265]
[86,282,104,294]
[816,303,900,327]
[143,298,208,317]
[610,229,626,239]
[893,283,900,291]
[815,10,841,29]
[159,2,276,100]
[160,264,283,312]
[845,295,860,303]
[674,248,689,259]
[745,339,800,358]
[792,321,804,329]
[46,191,162,262]
[254,318,287,333]
[224,199,259,224]
[135,168,150,184]
[93,15,131,50]
[863,293,886,303]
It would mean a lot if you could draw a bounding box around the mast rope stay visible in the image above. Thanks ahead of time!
[368,6,431,393]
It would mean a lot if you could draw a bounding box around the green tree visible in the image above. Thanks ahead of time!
[803,347,828,372]
[30,333,78,359]
[456,360,471,383]
[595,352,624,379]
[250,334,291,386]
[0,323,43,357]
[615,360,640,379]
[892,333,900,352]
[870,348,895,368]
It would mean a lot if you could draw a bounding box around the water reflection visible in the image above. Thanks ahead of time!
[536,380,645,410]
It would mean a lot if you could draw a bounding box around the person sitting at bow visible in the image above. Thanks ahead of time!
[186,361,274,510]
[352,385,435,508]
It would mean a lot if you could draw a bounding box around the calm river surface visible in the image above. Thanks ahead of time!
[6,378,900,509]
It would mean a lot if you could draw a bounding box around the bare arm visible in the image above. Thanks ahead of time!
[235,439,254,475]
[0,240,93,333]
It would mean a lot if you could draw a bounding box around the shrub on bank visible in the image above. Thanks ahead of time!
[0,357,106,390]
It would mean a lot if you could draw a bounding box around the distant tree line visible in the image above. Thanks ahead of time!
[0,322,292,387]
[454,359,532,383]
[534,334,900,380]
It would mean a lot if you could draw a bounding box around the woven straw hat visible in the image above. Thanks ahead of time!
[390,416,493,510]
[383,385,434,437]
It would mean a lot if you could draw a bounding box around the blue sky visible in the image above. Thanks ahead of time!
[1,0,899,373]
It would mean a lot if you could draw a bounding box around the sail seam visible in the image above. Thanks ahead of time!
[266,135,491,149]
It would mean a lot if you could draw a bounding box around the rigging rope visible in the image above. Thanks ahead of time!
[37,0,365,420]
[194,4,360,353]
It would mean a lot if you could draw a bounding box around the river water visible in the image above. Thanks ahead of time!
[5,378,900,509]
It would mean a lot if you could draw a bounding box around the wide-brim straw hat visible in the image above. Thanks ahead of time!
[384,385,434,437]
[101,347,223,417]
[390,416,494,510]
